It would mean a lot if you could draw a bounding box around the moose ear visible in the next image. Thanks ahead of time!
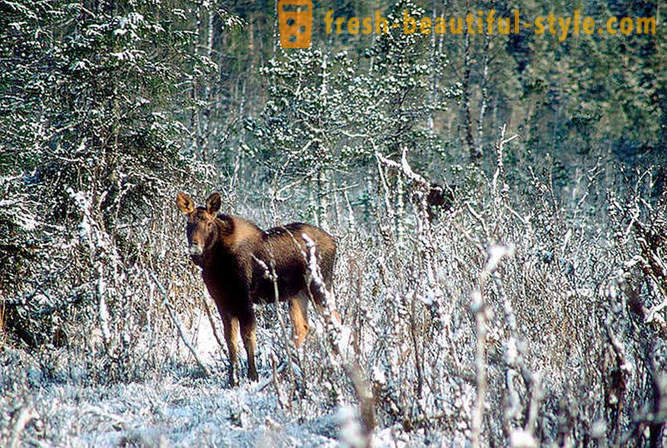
[176,192,195,214]
[205,192,222,215]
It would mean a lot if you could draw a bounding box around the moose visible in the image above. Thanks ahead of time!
[408,182,456,221]
[423,182,456,221]
[176,192,337,385]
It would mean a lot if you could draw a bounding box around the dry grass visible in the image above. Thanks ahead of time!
[0,154,664,446]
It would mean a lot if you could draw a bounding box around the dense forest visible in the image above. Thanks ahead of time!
[0,0,664,446]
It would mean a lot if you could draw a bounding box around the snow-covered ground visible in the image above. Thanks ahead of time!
[1,354,346,447]
[34,377,339,447]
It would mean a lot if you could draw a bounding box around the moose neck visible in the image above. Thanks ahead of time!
[198,216,233,272]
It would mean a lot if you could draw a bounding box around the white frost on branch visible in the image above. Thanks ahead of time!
[486,244,515,274]
[0,199,39,231]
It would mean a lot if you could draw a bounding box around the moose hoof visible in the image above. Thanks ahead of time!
[249,369,258,382]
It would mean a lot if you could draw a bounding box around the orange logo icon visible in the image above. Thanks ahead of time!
[277,0,312,48]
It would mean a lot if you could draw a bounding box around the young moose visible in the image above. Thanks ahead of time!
[176,192,337,384]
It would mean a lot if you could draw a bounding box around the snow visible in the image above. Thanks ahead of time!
[1,373,342,447]
[509,429,537,448]
[192,310,222,365]
[337,406,365,448]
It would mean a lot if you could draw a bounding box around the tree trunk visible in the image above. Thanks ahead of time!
[476,35,490,159]
[463,30,480,164]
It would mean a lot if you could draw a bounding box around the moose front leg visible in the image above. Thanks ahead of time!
[239,311,258,381]
[221,312,240,386]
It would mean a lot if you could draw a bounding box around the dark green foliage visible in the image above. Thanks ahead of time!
[0,0,221,378]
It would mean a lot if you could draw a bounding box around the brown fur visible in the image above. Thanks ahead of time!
[176,192,337,384]
[410,182,456,221]
[426,183,455,217]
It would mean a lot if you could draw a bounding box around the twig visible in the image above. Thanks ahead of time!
[200,294,225,350]
[251,253,298,397]
[492,124,518,203]
[270,353,290,411]
[301,233,376,448]
[471,244,514,448]
[147,271,211,377]
[9,406,38,448]
[375,149,430,188]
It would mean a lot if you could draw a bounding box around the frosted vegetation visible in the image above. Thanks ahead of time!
[0,0,664,446]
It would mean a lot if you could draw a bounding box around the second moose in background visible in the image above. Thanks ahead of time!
[176,192,337,385]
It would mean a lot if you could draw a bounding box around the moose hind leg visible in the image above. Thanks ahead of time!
[222,313,240,386]
[289,293,310,347]
[240,312,258,381]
